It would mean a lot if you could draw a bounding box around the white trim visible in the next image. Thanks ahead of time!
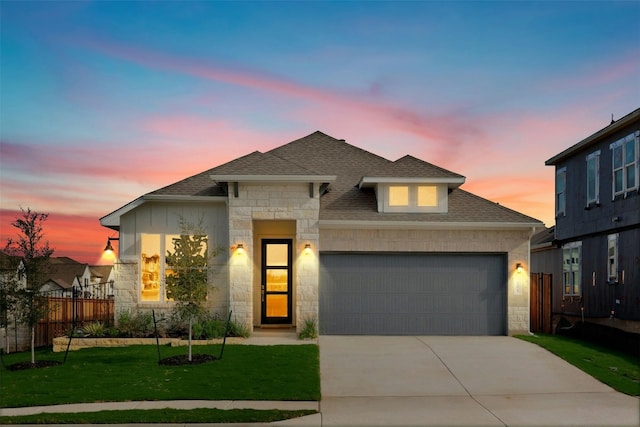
[359,176,465,188]
[210,174,336,183]
[319,219,543,231]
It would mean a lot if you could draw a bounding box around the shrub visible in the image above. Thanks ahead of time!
[80,321,106,337]
[116,310,154,338]
[298,316,318,340]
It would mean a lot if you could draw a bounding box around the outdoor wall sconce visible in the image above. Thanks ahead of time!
[304,243,312,254]
[516,263,523,273]
[103,237,119,253]
[236,244,245,254]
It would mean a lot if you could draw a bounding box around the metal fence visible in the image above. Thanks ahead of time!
[35,282,115,347]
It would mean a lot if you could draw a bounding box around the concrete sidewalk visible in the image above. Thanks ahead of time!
[320,336,640,426]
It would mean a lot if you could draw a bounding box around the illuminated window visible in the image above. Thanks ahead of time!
[389,186,409,206]
[586,151,600,205]
[611,132,638,197]
[562,242,581,296]
[608,234,618,282]
[555,168,566,217]
[417,186,438,207]
[140,234,206,302]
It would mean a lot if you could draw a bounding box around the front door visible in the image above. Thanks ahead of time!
[261,239,292,324]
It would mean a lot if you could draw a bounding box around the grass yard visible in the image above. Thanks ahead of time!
[0,344,320,408]
[517,334,640,396]
[0,408,317,425]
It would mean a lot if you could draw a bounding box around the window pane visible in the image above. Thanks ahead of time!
[389,186,409,206]
[626,165,636,188]
[624,140,635,165]
[266,269,288,292]
[587,157,596,201]
[141,234,161,302]
[266,295,288,317]
[266,244,288,266]
[417,186,437,206]
[613,146,623,169]
[614,170,623,193]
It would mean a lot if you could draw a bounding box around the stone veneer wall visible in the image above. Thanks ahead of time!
[320,227,532,335]
[228,182,320,332]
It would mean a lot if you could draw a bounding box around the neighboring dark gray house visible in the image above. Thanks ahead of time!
[545,107,640,336]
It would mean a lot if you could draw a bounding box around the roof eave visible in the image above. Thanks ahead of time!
[545,108,640,166]
[319,219,543,231]
[211,174,337,183]
[358,176,466,189]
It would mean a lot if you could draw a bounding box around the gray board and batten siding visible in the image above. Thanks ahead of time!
[319,252,507,335]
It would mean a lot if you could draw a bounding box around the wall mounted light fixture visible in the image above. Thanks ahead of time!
[104,237,119,253]
[304,243,312,254]
[236,243,245,254]
[516,263,523,273]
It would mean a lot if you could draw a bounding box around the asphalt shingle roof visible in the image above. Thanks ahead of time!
[145,131,541,225]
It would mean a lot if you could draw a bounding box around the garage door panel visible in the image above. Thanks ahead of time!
[319,253,506,335]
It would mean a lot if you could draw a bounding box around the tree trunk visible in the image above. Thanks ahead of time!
[30,325,35,364]
[188,317,193,362]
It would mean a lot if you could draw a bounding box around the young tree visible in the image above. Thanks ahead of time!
[165,218,211,362]
[0,263,21,354]
[3,208,54,364]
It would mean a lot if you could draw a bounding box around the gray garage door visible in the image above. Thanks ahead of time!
[319,253,507,335]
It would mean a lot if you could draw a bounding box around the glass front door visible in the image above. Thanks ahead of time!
[261,239,292,324]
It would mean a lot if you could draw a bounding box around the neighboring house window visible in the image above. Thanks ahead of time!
[563,242,581,296]
[556,168,566,217]
[389,186,409,206]
[610,131,639,197]
[586,151,600,205]
[608,234,618,283]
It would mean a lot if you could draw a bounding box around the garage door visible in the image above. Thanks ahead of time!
[319,253,507,335]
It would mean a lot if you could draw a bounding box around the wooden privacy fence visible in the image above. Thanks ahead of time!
[530,272,553,334]
[35,282,115,348]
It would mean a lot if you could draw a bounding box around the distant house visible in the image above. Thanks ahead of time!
[545,107,640,335]
[40,257,91,297]
[101,131,543,336]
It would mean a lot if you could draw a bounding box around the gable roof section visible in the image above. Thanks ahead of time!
[359,155,466,188]
[102,130,543,229]
[42,257,89,289]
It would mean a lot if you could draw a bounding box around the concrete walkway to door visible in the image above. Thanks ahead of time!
[319,336,639,426]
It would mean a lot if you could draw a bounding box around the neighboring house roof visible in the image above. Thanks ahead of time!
[102,130,543,228]
[546,107,640,165]
[89,265,113,283]
[42,257,88,290]
[530,226,557,251]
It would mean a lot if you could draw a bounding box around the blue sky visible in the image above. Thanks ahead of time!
[1,1,639,262]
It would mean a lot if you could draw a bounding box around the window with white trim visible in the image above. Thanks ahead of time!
[382,184,445,213]
[140,234,207,302]
[610,131,639,197]
[608,234,618,283]
[586,151,600,205]
[389,186,409,206]
[563,242,581,296]
[556,168,566,217]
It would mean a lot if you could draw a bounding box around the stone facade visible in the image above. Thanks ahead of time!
[228,182,320,332]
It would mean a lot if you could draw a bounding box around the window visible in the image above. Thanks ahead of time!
[562,242,581,296]
[611,132,639,197]
[140,233,207,302]
[556,168,566,217]
[586,151,600,205]
[417,186,438,207]
[608,234,618,283]
[389,186,409,206]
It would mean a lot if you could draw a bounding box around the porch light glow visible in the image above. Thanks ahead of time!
[304,243,312,254]
[516,263,524,273]
[236,244,245,254]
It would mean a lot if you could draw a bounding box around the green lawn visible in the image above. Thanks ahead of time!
[517,334,640,396]
[0,344,320,408]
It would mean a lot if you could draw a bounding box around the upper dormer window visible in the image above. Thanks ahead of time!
[610,131,639,197]
[382,184,446,213]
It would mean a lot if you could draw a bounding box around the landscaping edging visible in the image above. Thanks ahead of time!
[52,337,246,352]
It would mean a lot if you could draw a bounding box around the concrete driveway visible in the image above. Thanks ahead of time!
[319,336,639,426]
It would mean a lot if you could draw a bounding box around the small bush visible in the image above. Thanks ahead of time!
[80,321,106,337]
[227,317,250,338]
[116,310,154,338]
[298,317,318,340]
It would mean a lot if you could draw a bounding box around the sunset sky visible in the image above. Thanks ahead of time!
[1,1,639,264]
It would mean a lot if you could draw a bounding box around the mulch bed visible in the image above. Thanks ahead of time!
[6,360,63,371]
[158,354,217,365]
